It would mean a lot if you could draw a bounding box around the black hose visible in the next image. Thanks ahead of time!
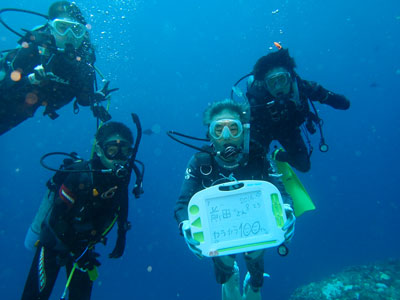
[0,8,48,38]
[40,152,109,173]
[166,131,214,155]
[230,73,253,100]
[308,100,329,152]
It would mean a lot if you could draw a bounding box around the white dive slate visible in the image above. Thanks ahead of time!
[188,180,287,257]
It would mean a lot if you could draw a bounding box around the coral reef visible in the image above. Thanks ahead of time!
[289,259,400,300]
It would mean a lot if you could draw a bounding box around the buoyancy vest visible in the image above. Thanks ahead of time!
[38,159,125,252]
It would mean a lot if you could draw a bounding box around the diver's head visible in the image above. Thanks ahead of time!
[48,1,88,50]
[264,67,292,98]
[94,122,134,173]
[253,48,296,98]
[204,99,249,165]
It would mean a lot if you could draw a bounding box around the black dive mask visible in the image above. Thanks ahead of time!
[102,140,133,161]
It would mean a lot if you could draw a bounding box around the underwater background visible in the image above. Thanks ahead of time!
[1,0,399,299]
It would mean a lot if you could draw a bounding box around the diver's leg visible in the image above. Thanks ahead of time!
[21,245,61,300]
[67,262,93,300]
[242,250,265,300]
[213,255,241,300]
[0,96,40,136]
[278,129,311,172]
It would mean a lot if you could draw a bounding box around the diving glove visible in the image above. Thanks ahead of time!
[74,248,101,271]
[28,65,57,85]
[109,224,130,258]
[92,104,112,122]
[180,220,203,259]
[282,204,296,242]
[93,81,119,103]
[109,234,126,258]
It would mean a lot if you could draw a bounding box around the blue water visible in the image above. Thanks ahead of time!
[1,0,399,299]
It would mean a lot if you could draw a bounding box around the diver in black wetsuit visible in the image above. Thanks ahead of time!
[21,121,138,300]
[246,48,350,172]
[0,1,116,136]
[174,99,295,300]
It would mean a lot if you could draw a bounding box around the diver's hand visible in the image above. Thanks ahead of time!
[180,220,203,259]
[109,223,130,258]
[28,65,57,85]
[93,81,119,103]
[109,233,126,258]
[74,248,101,271]
[92,104,112,122]
[282,204,296,242]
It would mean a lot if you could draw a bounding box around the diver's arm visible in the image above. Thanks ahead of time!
[174,156,204,227]
[268,173,293,207]
[3,28,56,89]
[75,66,96,107]
[117,184,129,231]
[109,184,129,258]
[1,46,40,90]
[299,77,350,110]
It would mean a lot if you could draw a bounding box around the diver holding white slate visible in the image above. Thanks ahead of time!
[186,180,289,258]
[172,99,297,300]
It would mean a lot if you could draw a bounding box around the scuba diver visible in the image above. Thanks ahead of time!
[0,1,117,136]
[241,47,350,172]
[22,120,144,300]
[173,99,296,300]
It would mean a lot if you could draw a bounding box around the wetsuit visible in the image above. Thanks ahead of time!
[21,158,130,300]
[174,144,292,289]
[0,27,96,135]
[247,75,350,172]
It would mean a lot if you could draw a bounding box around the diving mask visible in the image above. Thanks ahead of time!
[49,18,87,39]
[209,119,243,140]
[265,71,291,92]
[102,140,133,161]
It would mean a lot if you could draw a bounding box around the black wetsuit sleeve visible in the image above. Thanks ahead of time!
[174,155,204,225]
[108,181,129,258]
[1,46,39,90]
[74,64,96,107]
[2,29,56,90]
[117,182,129,232]
[276,129,311,173]
[299,78,350,110]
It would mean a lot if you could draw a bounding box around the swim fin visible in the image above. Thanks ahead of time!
[242,272,261,300]
[274,160,315,217]
[222,262,241,300]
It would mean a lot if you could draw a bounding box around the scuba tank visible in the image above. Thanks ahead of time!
[24,191,55,251]
[24,154,83,251]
